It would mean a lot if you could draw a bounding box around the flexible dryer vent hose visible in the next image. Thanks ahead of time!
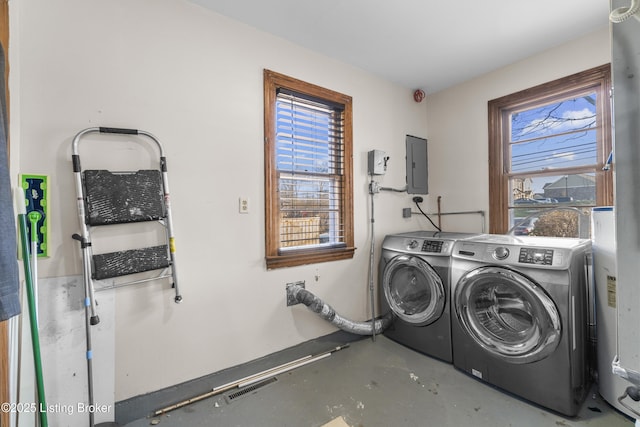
[288,283,393,335]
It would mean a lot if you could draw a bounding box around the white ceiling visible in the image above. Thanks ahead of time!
[189,0,611,94]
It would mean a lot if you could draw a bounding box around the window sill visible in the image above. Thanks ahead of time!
[266,247,356,269]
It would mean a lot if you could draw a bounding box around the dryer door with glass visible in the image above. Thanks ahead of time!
[382,255,445,326]
[454,266,561,364]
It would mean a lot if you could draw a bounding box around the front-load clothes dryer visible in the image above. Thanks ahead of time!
[379,231,478,362]
[450,235,591,416]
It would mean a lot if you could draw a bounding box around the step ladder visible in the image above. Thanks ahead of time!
[71,127,182,325]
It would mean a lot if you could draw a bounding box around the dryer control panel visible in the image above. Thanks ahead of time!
[401,238,452,255]
[422,240,444,253]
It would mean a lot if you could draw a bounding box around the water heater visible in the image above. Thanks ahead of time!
[592,207,635,418]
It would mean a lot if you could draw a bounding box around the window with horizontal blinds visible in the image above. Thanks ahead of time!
[276,91,346,251]
[264,70,354,269]
[488,64,613,235]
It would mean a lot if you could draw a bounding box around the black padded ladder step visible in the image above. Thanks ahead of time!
[83,169,165,226]
[92,245,171,280]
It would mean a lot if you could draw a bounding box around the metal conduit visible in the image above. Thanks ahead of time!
[416,210,487,233]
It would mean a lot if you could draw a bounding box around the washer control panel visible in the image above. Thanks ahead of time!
[518,247,554,265]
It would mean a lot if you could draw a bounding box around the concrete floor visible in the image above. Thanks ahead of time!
[123,335,634,427]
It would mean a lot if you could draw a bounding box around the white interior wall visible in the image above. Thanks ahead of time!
[425,28,611,232]
[14,0,431,401]
[13,0,612,405]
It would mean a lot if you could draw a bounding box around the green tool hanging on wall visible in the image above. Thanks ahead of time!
[19,174,49,258]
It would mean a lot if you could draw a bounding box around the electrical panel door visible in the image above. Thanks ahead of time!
[406,135,428,194]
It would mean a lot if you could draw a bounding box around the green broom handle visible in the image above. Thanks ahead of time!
[18,213,48,427]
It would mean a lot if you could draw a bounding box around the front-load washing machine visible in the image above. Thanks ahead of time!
[379,231,477,362]
[450,234,591,416]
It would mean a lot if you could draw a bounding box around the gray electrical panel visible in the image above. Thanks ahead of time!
[406,135,428,194]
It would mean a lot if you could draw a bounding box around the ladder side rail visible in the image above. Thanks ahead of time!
[159,156,181,303]
[136,129,181,303]
[71,131,100,325]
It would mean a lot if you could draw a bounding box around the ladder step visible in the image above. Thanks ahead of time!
[83,170,165,226]
[92,245,170,280]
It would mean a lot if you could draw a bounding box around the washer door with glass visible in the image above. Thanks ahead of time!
[382,255,445,326]
[454,266,561,364]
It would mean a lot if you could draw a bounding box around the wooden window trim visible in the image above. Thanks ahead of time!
[488,64,613,234]
[264,70,354,269]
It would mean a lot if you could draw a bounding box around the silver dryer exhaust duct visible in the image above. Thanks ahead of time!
[286,282,393,336]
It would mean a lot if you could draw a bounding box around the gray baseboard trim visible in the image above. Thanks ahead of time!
[115,330,364,425]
